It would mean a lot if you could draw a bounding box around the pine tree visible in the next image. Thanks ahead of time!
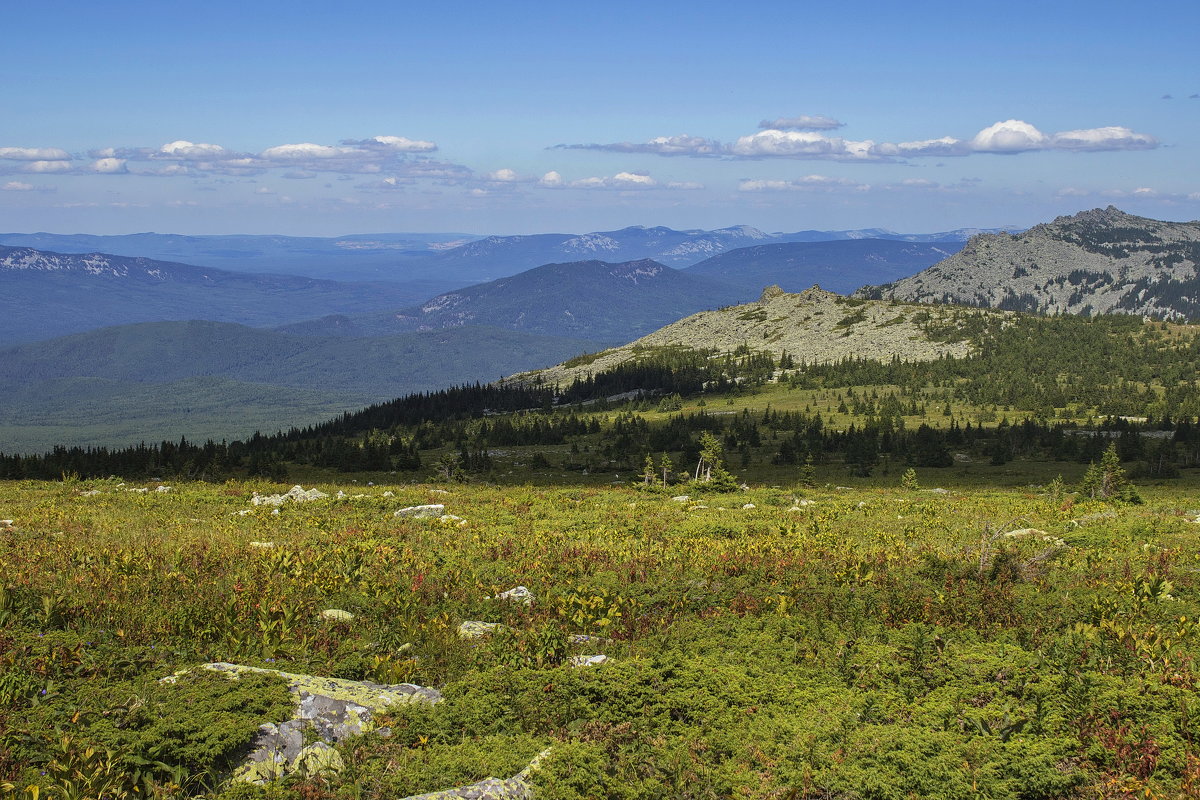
[1079,443,1141,503]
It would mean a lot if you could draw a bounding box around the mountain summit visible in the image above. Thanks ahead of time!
[856,207,1200,319]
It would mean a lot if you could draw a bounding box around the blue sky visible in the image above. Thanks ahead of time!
[1,0,1197,235]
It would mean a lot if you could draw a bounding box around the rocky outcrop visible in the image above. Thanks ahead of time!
[858,207,1200,320]
[514,285,996,388]
[181,662,440,782]
[251,486,329,506]
[398,749,551,800]
[394,504,446,519]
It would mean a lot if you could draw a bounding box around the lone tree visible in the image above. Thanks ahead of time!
[693,432,739,492]
[1079,443,1141,503]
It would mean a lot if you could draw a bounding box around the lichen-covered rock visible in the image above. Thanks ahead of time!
[320,608,354,622]
[398,748,551,800]
[251,485,329,506]
[492,586,533,604]
[188,662,440,782]
[459,620,503,638]
[395,504,446,519]
[569,654,608,667]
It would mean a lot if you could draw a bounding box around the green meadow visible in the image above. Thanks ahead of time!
[4,470,1200,799]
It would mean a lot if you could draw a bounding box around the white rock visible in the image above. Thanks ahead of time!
[671,495,690,502]
[321,609,354,622]
[394,504,445,519]
[383,491,395,497]
[570,655,608,667]
[155,485,173,493]
[249,541,275,548]
[493,586,533,604]
[251,485,328,506]
[79,490,102,496]
[742,503,756,510]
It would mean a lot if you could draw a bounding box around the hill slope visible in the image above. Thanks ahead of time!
[857,207,1200,319]
[516,285,1006,388]
[280,259,742,344]
[0,246,444,344]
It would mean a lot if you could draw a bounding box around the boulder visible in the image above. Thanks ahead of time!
[395,504,446,519]
[459,620,503,638]
[492,586,533,604]
[398,748,550,800]
[320,609,354,622]
[569,654,608,668]
[251,486,328,506]
[184,662,440,783]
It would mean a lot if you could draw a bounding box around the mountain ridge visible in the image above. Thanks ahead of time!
[0,245,444,344]
[856,207,1200,319]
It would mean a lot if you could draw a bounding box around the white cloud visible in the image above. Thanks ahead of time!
[969,120,1051,153]
[0,146,71,161]
[260,143,348,160]
[738,174,869,192]
[1051,126,1158,151]
[758,115,844,131]
[884,137,968,157]
[90,158,127,174]
[553,134,723,156]
[733,131,839,158]
[22,160,74,173]
[342,135,438,152]
[538,171,564,187]
[158,140,229,159]
[486,168,520,182]
[2,181,33,191]
[561,118,1160,163]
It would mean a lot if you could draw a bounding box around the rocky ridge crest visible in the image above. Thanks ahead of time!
[856,207,1200,319]
[515,286,1004,388]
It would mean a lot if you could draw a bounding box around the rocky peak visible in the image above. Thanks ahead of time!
[758,285,785,303]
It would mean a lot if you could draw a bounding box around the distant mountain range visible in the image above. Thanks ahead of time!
[280,240,960,343]
[0,231,478,282]
[0,223,1003,284]
[279,259,740,344]
[0,322,600,453]
[0,246,444,344]
[858,207,1200,319]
